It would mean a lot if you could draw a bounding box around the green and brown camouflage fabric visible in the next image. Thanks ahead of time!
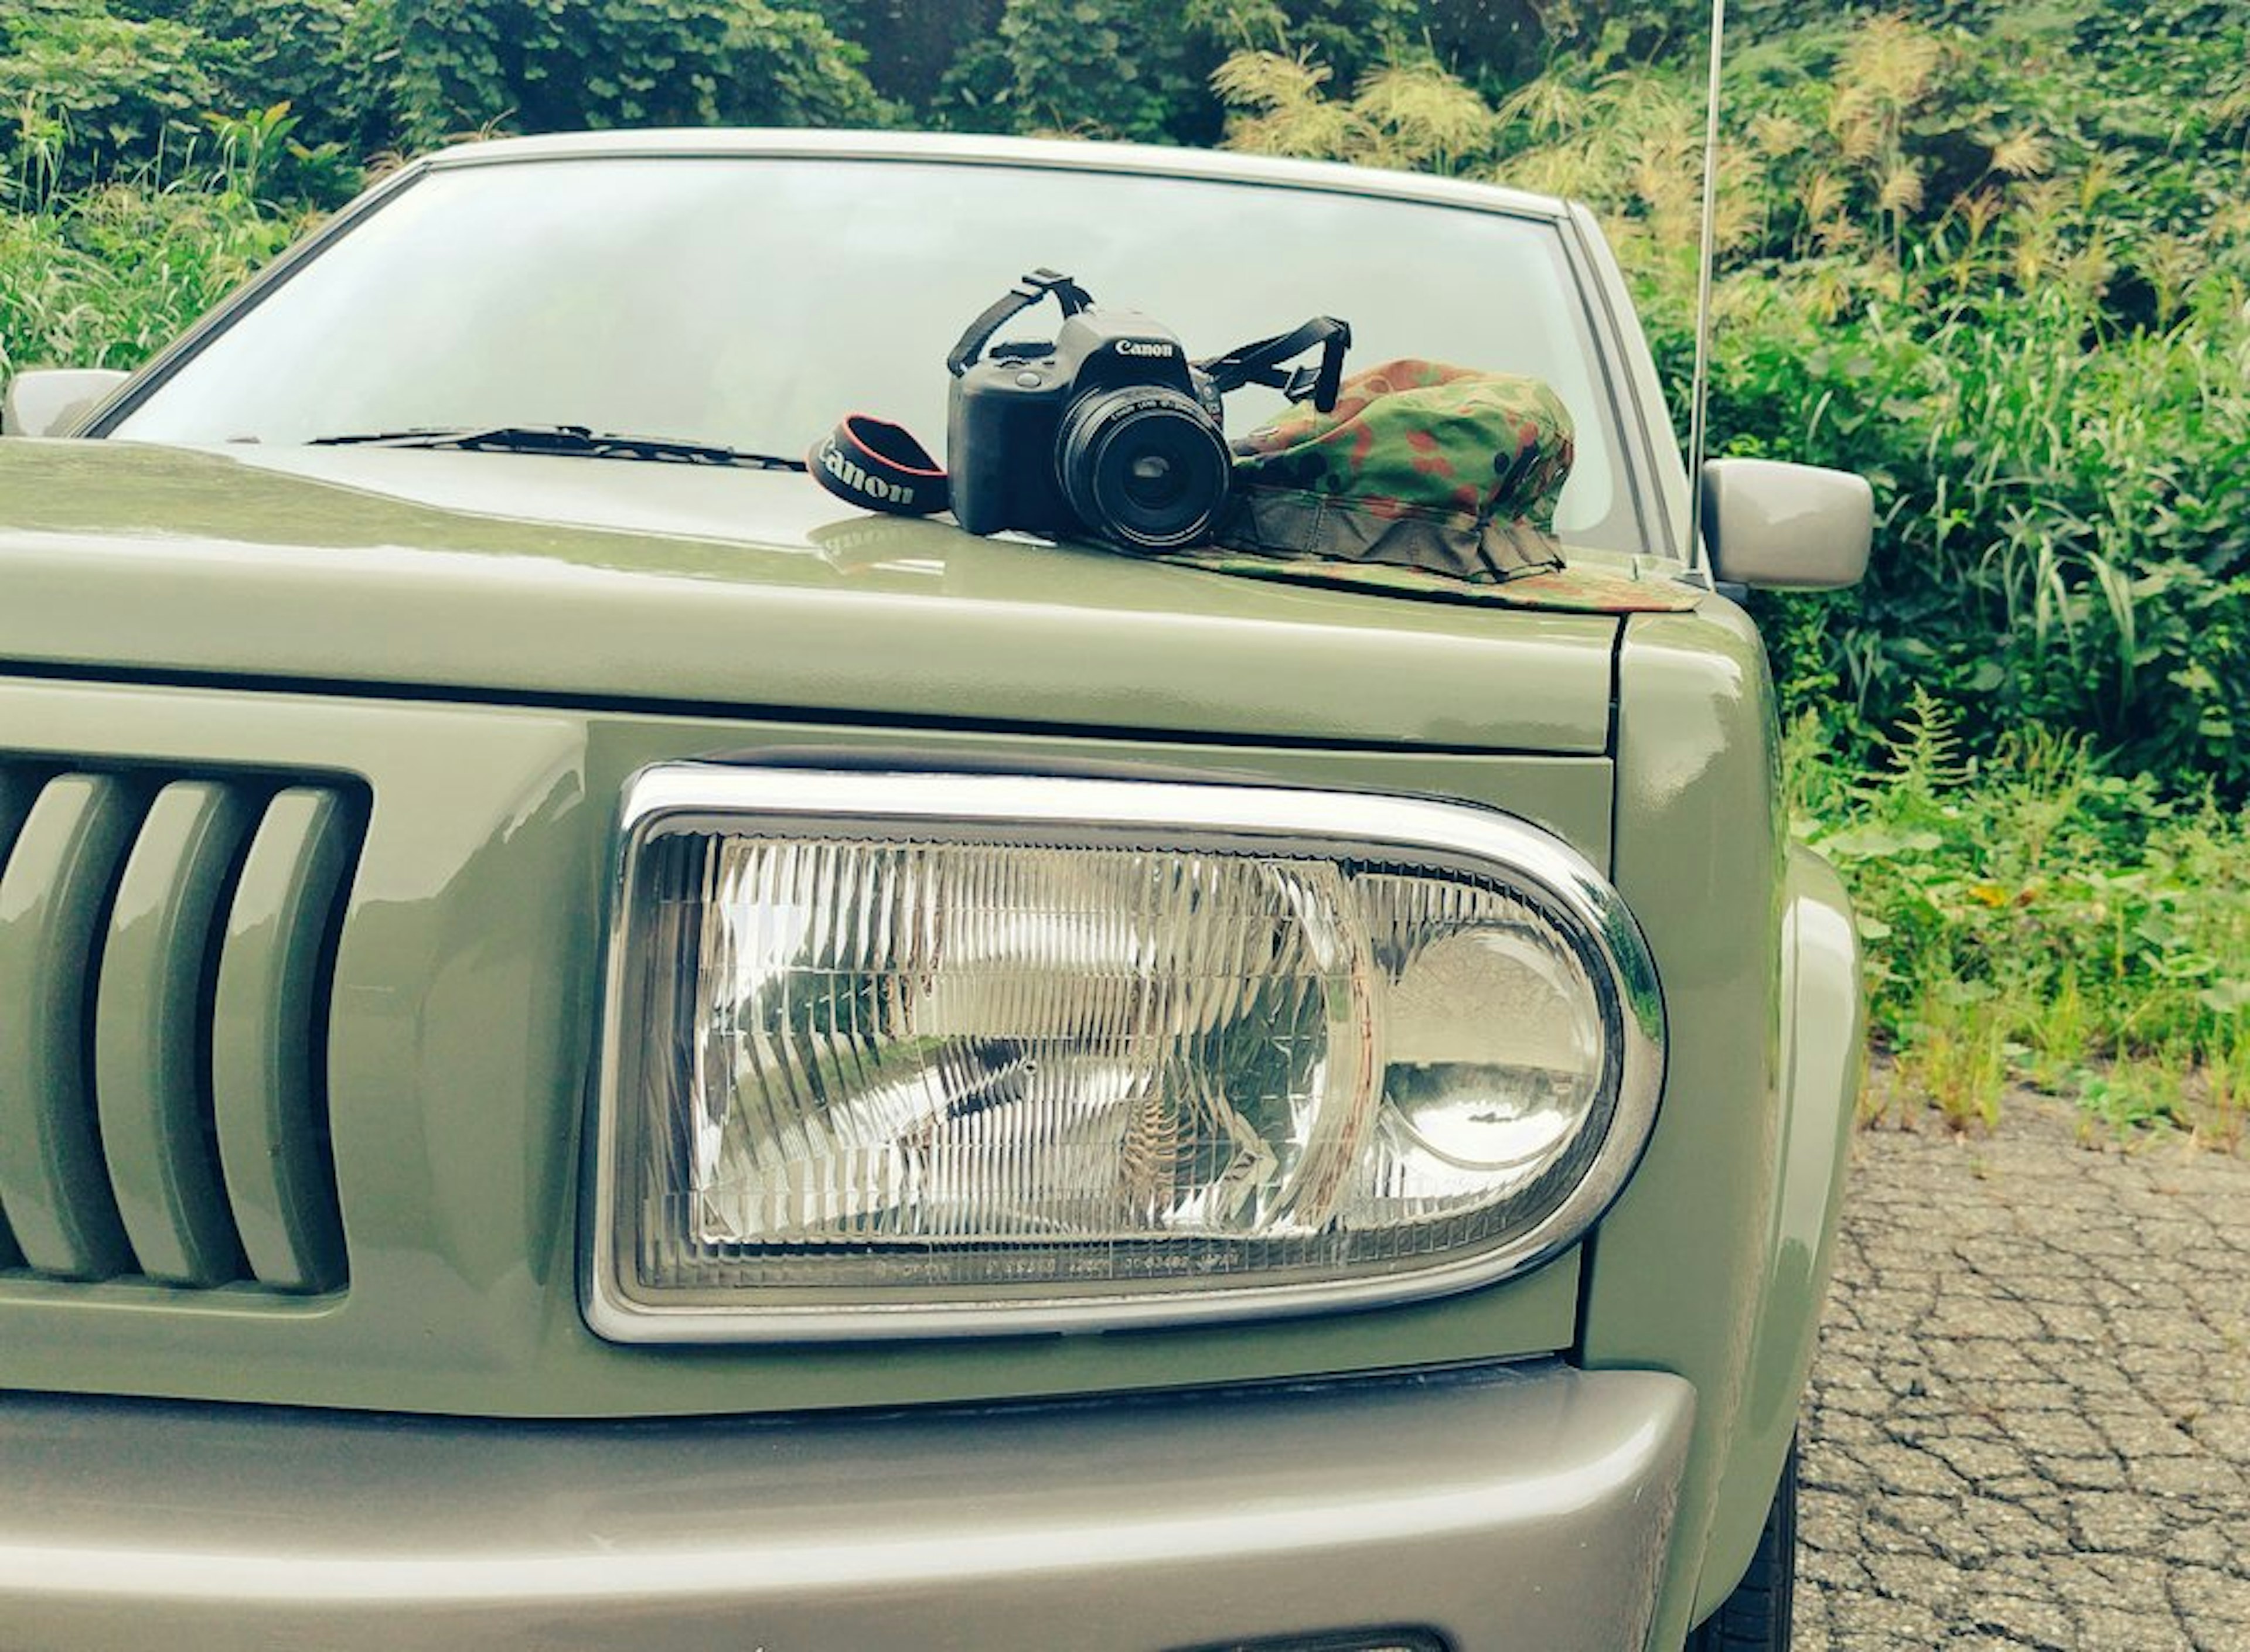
[1156,357,1701,612]
[1220,358,1575,582]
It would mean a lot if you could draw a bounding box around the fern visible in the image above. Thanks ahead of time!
[1869,684,1971,807]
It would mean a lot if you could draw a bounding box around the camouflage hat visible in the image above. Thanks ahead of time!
[1157,357,1702,613]
[1213,359,1573,582]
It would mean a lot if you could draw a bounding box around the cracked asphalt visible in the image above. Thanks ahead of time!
[1796,1097,2250,1650]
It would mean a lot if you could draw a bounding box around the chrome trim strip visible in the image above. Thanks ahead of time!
[585,766,1665,1343]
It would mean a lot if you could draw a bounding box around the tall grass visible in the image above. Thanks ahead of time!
[1791,696,2250,1143]
[0,177,300,377]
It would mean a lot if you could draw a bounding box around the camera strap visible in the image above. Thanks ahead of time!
[945,268,1095,377]
[1196,316,1354,412]
[807,414,949,516]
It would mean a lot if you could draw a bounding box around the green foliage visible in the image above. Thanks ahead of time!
[1723,283,2250,795]
[1212,50,1496,170]
[801,1,1001,111]
[120,0,381,156]
[380,0,891,148]
[0,1,326,373]
[0,1,380,207]
[0,176,299,375]
[930,0,1416,142]
[983,0,1208,141]
[1791,696,2250,1139]
[1188,0,1418,86]
[0,0,231,197]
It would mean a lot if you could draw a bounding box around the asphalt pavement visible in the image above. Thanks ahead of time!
[1796,1098,2250,1650]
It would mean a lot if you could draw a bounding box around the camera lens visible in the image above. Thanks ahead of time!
[1055,386,1230,550]
[1125,450,1184,510]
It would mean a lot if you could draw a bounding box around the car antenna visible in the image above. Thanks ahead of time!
[1684,0,1727,572]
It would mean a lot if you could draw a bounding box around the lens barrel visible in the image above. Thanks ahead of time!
[1055,385,1231,551]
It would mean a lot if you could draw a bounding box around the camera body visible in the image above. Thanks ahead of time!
[948,308,1231,549]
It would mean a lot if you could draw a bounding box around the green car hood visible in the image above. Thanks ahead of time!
[0,441,1620,753]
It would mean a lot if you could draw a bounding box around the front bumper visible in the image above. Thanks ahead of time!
[2,1361,1694,1651]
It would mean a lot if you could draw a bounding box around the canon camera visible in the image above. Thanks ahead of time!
[945,271,1349,550]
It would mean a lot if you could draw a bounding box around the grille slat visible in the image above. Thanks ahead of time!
[0,762,356,1298]
[0,774,141,1279]
[95,781,256,1286]
[212,787,353,1293]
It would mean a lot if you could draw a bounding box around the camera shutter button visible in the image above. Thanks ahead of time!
[1015,370,1045,387]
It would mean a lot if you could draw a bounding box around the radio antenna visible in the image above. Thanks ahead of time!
[1683,0,1727,569]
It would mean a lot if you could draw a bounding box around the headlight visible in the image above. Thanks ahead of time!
[587,767,1663,1340]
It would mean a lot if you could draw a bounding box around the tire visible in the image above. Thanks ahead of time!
[1686,1434,1798,1651]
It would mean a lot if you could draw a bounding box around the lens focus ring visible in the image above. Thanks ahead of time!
[1055,385,1232,551]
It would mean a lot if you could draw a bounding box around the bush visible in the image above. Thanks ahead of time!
[931,0,1419,142]
[1721,279,2250,796]
[0,0,234,198]
[118,0,381,156]
[379,0,892,148]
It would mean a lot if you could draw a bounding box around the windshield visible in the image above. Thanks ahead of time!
[111,155,1639,549]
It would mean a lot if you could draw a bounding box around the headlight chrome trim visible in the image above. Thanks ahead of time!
[585,765,1664,1343]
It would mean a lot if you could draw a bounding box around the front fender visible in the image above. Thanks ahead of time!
[1584,602,1867,1650]
[1692,844,1864,1619]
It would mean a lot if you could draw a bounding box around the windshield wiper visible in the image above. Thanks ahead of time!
[305,424,806,471]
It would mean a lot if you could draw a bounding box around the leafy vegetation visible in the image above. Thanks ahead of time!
[0,176,298,376]
[1791,698,2248,1146]
[377,0,891,149]
[2,0,2245,1138]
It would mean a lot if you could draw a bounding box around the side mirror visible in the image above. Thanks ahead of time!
[1700,458,1872,591]
[2,368,131,438]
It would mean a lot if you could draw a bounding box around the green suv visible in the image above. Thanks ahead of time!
[0,130,1870,1652]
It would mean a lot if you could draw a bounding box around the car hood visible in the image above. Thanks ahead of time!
[0,441,1623,753]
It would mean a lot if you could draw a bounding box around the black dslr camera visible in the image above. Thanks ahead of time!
[946,271,1349,551]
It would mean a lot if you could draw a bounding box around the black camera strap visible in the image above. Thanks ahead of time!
[1196,316,1354,412]
[945,268,1095,377]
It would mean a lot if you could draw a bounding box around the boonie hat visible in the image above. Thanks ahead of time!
[1161,359,1701,613]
